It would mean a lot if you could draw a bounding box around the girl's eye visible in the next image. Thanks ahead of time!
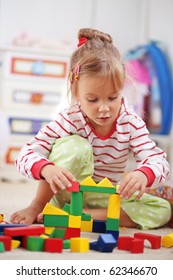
[87,99,98,103]
[109,96,117,101]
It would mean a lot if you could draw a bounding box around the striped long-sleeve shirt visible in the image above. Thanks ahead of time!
[15,97,170,188]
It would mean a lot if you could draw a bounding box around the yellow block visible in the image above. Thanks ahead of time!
[97,178,114,188]
[40,234,49,239]
[71,237,89,252]
[107,194,121,218]
[44,226,55,235]
[81,220,93,232]
[162,233,173,248]
[11,239,21,249]
[80,176,97,186]
[42,202,69,216]
[68,215,81,228]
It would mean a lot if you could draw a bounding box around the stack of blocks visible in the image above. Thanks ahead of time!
[43,176,120,252]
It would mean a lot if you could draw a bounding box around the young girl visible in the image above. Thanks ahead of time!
[11,28,171,229]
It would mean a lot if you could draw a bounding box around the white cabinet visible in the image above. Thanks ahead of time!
[0,46,70,181]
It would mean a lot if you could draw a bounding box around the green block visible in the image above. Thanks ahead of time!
[44,215,69,227]
[50,228,66,238]
[80,185,116,194]
[70,192,83,216]
[63,203,70,213]
[0,241,5,252]
[27,236,44,251]
[106,218,120,231]
[63,239,70,249]
[82,213,92,221]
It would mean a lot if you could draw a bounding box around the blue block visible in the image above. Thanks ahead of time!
[90,241,98,250]
[92,220,106,233]
[106,230,119,242]
[0,224,28,232]
[97,233,117,252]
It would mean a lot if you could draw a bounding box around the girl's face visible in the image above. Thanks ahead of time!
[76,75,122,136]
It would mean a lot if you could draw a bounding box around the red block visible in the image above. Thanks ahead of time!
[131,238,144,253]
[0,235,12,251]
[134,232,161,249]
[64,227,80,239]
[4,225,45,237]
[44,238,63,253]
[118,236,133,250]
[67,181,80,192]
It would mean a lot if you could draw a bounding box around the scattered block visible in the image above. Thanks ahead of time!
[0,241,5,252]
[0,235,12,251]
[162,232,173,248]
[131,238,144,254]
[134,232,161,249]
[11,239,21,249]
[71,237,89,253]
[44,238,63,253]
[4,225,45,237]
[27,236,44,251]
[118,236,133,251]
[97,233,117,252]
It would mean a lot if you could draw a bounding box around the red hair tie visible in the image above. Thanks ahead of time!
[77,37,87,47]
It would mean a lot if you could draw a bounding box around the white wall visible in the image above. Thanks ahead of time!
[0,0,148,54]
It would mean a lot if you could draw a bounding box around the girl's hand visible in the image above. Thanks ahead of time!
[41,164,76,194]
[118,171,148,200]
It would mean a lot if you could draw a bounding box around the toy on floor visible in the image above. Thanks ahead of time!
[161,232,173,248]
[0,177,171,254]
[0,177,121,253]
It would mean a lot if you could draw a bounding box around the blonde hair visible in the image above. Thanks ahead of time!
[68,28,125,100]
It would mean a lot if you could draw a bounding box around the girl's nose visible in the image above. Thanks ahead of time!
[98,103,110,112]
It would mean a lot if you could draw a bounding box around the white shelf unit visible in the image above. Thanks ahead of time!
[0,46,71,182]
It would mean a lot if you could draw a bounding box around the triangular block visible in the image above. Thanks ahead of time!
[80,176,97,186]
[42,203,69,216]
[97,178,114,188]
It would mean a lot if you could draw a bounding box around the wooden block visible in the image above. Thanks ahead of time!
[92,220,106,233]
[71,237,89,253]
[11,239,21,249]
[44,215,68,227]
[80,176,97,186]
[44,238,63,253]
[81,220,93,232]
[106,218,120,231]
[64,227,80,239]
[0,235,12,251]
[4,225,45,237]
[63,239,70,249]
[68,215,81,228]
[70,192,83,216]
[134,232,161,249]
[27,236,44,251]
[118,236,133,250]
[67,181,80,192]
[97,178,115,188]
[80,185,116,194]
[50,228,66,238]
[97,233,117,252]
[42,203,69,215]
[0,241,5,252]
[44,226,55,235]
[107,194,121,218]
[81,212,92,221]
[162,233,173,248]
